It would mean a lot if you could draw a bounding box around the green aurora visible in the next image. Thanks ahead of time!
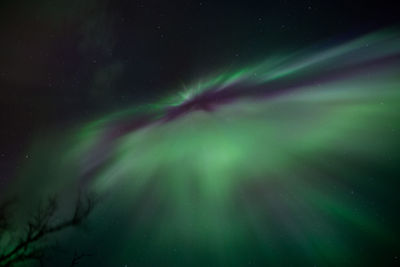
[3,29,400,266]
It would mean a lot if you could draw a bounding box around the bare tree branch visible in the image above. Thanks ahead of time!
[69,250,92,267]
[0,192,97,267]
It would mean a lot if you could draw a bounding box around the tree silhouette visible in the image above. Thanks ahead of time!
[0,192,97,267]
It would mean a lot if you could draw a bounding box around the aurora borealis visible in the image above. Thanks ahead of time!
[1,27,399,266]
[1,1,400,266]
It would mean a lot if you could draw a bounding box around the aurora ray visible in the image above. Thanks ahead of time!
[4,28,400,266]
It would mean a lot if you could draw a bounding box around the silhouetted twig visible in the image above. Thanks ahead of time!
[70,250,92,267]
[0,192,97,267]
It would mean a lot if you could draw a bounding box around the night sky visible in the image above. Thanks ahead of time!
[1,0,399,175]
[1,0,400,266]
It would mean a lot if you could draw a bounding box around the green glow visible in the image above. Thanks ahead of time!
[8,28,400,266]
